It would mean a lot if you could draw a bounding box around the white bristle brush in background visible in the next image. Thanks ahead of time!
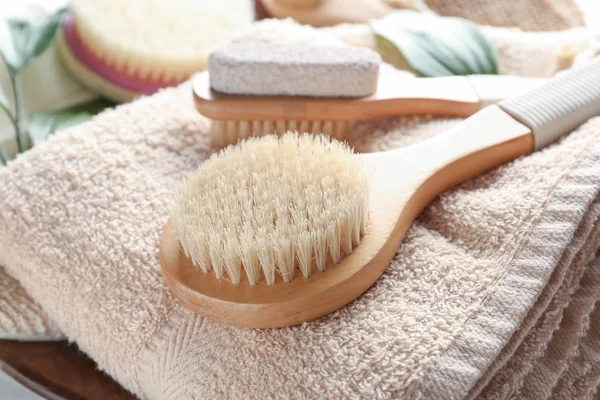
[162,59,600,328]
[196,43,547,148]
[57,0,254,102]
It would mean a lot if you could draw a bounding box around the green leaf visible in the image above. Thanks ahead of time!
[0,146,7,166]
[0,9,66,74]
[28,98,115,146]
[370,10,498,77]
[0,83,12,121]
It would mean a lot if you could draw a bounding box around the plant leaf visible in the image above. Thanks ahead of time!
[0,9,66,74]
[370,10,498,77]
[0,145,7,166]
[28,98,115,147]
[0,84,12,121]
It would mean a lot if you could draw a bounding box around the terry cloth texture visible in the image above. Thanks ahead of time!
[0,18,589,343]
[1,19,600,400]
[1,17,600,398]
[424,0,585,31]
[552,303,600,399]
[0,266,62,341]
[518,254,600,399]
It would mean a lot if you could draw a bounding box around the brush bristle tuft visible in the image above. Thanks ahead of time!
[211,120,348,148]
[172,133,369,286]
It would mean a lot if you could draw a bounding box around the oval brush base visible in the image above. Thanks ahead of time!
[261,0,394,26]
[160,106,534,328]
[56,30,142,103]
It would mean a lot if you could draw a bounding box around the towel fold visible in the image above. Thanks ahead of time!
[553,301,600,398]
[0,266,62,340]
[468,200,600,399]
[520,252,600,399]
[1,18,600,400]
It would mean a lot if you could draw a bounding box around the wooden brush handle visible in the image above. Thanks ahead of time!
[194,72,548,121]
[261,0,394,26]
[499,59,600,150]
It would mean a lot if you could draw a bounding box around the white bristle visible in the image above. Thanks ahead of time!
[275,120,287,134]
[172,133,370,286]
[252,121,262,137]
[299,120,311,133]
[322,121,333,136]
[208,235,225,279]
[327,224,342,264]
[296,231,313,278]
[275,237,295,283]
[210,120,350,148]
[211,121,226,148]
[226,121,238,144]
[312,230,328,272]
[257,242,276,285]
[263,121,275,136]
[239,121,250,140]
[334,121,347,139]
[224,238,242,284]
[310,121,322,134]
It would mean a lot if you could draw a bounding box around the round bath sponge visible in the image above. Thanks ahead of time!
[172,133,370,286]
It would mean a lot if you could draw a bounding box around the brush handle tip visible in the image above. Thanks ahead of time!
[499,59,600,151]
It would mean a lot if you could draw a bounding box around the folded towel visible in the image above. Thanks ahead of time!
[553,300,600,398]
[519,253,600,399]
[423,0,584,31]
[1,19,600,400]
[0,267,62,340]
[469,202,600,399]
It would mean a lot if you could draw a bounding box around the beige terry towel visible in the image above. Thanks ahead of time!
[552,303,600,399]
[0,269,62,340]
[424,0,585,31]
[519,253,600,399]
[471,213,600,399]
[1,20,600,400]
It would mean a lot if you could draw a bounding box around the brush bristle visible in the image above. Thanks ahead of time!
[70,0,253,83]
[172,132,369,286]
[211,120,349,148]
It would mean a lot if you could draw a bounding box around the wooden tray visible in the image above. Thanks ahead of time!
[0,340,133,399]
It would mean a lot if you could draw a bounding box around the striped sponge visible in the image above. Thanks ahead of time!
[62,0,254,100]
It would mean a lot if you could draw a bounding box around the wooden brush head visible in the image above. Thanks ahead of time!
[170,133,369,286]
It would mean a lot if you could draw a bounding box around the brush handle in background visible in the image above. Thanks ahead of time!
[499,59,600,151]
[261,0,394,26]
[194,72,550,122]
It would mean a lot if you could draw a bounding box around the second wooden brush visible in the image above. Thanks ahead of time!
[195,43,546,148]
